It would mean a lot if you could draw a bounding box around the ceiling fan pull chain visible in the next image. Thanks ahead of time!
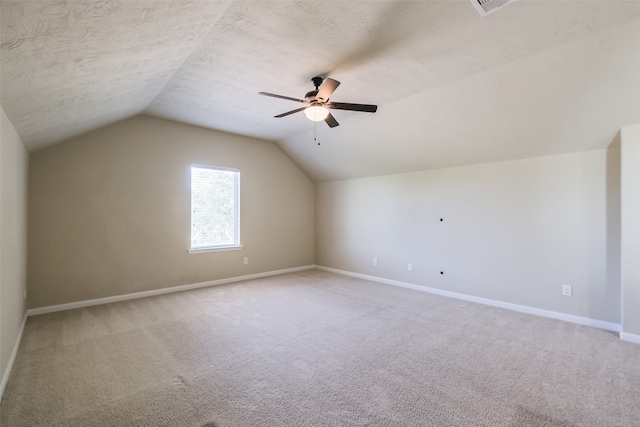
[315,121,320,145]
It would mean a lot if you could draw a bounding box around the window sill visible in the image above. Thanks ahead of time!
[188,245,243,254]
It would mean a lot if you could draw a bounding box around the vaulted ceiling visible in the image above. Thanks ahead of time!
[2,0,639,181]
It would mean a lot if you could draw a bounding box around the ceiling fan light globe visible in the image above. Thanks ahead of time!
[304,105,329,122]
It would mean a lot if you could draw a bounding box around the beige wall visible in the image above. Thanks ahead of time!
[1,107,29,386]
[28,115,314,308]
[621,124,640,337]
[316,149,621,323]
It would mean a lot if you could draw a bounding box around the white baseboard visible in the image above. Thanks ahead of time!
[316,266,622,333]
[0,312,28,402]
[620,332,640,344]
[28,265,316,316]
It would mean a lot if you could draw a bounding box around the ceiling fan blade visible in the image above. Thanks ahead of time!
[316,78,340,102]
[325,112,339,128]
[274,107,306,118]
[327,102,378,113]
[259,92,307,103]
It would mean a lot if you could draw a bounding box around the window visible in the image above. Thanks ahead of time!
[189,165,241,253]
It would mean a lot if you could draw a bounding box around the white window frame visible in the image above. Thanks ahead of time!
[188,164,242,254]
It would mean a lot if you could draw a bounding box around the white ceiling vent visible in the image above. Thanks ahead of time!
[470,0,519,17]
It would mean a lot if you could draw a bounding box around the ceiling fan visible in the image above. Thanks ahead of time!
[259,77,377,128]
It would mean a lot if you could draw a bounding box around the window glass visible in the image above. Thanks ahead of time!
[190,165,240,251]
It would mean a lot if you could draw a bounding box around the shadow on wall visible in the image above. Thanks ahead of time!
[600,133,621,323]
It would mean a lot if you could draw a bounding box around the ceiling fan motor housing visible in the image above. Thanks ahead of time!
[305,90,319,102]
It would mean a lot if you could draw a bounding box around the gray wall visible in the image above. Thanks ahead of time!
[1,107,29,387]
[621,125,640,337]
[316,148,621,324]
[28,115,315,308]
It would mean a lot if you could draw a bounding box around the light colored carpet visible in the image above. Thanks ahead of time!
[2,269,639,426]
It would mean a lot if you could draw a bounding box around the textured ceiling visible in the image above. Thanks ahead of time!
[2,0,640,181]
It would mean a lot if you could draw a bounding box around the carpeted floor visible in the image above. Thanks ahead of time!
[2,269,639,426]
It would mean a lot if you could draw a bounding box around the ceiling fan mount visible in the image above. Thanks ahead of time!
[311,76,324,89]
[259,76,377,128]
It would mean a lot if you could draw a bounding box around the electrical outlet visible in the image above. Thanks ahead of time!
[408,263,413,272]
[562,284,572,297]
[373,258,378,266]
[243,257,249,265]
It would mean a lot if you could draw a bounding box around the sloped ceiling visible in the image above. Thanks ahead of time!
[2,0,639,181]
